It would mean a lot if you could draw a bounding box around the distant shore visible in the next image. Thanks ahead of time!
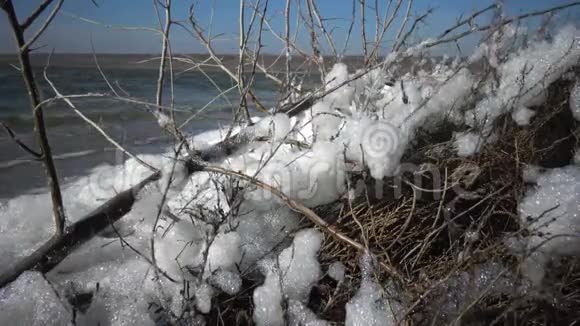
[0,53,366,71]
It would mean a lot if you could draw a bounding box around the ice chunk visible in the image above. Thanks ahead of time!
[253,265,285,326]
[288,300,329,326]
[242,141,346,207]
[236,204,300,269]
[453,132,483,157]
[517,165,580,283]
[195,282,214,314]
[327,261,346,282]
[424,262,530,323]
[0,272,71,326]
[345,280,396,326]
[345,255,401,326]
[206,231,242,273]
[49,249,156,326]
[295,142,346,206]
[210,270,242,295]
[311,102,343,141]
[278,229,323,301]
[253,229,323,325]
[511,106,536,126]
[337,117,407,179]
[570,80,580,121]
[155,219,205,279]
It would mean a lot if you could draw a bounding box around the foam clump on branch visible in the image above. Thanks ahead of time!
[462,24,579,154]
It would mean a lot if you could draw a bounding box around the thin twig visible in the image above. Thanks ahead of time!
[20,0,55,30]
[22,0,64,51]
[203,165,410,284]
[154,0,172,112]
[43,56,158,173]
[0,121,42,158]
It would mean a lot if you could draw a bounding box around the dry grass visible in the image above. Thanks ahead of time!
[202,73,579,325]
[312,76,580,325]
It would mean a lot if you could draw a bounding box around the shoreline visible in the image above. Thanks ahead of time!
[0,116,224,199]
[0,53,366,71]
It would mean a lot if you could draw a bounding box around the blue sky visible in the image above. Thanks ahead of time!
[1,0,579,55]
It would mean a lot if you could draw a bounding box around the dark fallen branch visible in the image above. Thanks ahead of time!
[0,171,160,287]
[0,161,209,288]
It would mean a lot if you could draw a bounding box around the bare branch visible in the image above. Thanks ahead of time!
[0,121,42,158]
[340,0,356,56]
[368,0,403,61]
[61,11,161,33]
[360,0,368,61]
[179,11,268,112]
[424,2,580,50]
[20,0,55,30]
[309,0,337,57]
[1,0,66,236]
[394,7,432,52]
[304,0,324,79]
[43,58,159,173]
[22,0,64,51]
[154,0,172,112]
[284,0,291,88]
[391,0,413,52]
